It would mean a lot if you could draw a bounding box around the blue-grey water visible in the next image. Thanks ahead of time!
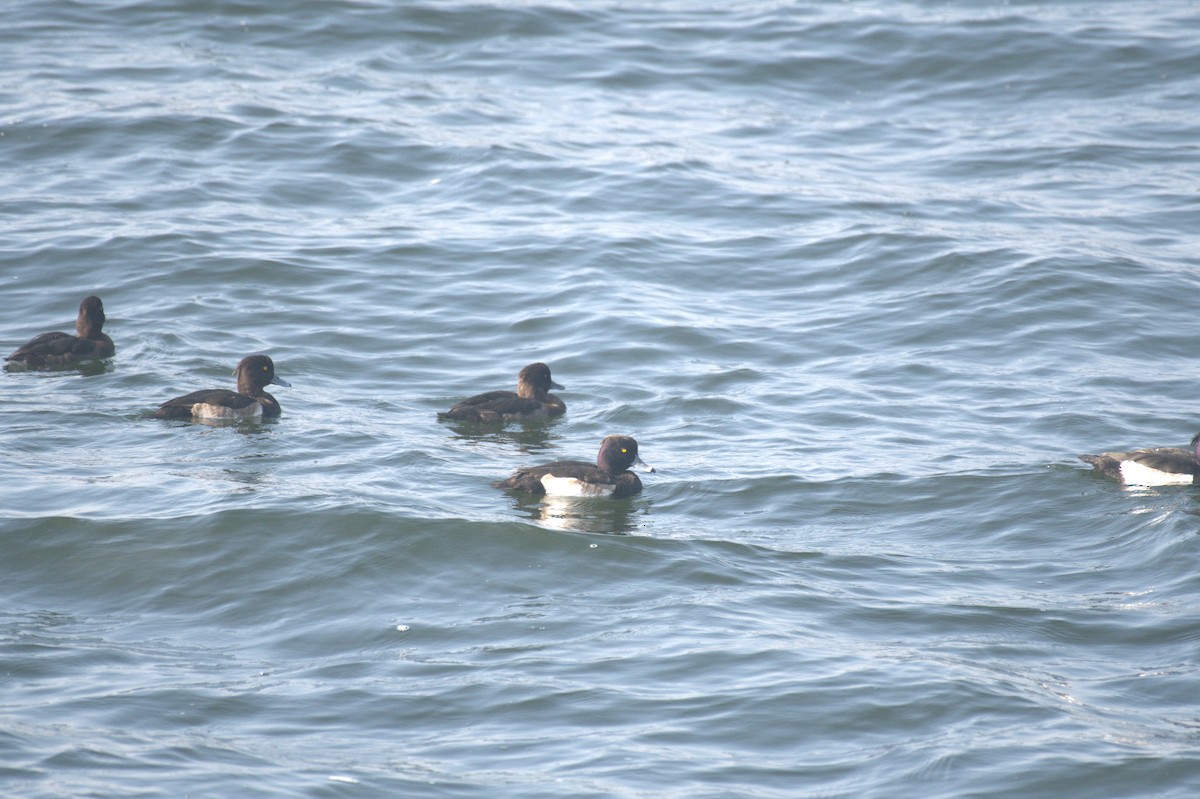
[3,1,1200,797]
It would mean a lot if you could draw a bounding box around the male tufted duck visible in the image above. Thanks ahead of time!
[6,295,115,368]
[438,362,565,422]
[1078,433,1200,486]
[495,435,654,498]
[154,354,291,420]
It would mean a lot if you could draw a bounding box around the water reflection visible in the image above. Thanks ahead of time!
[149,417,280,495]
[185,416,281,434]
[441,418,564,454]
[507,492,645,535]
[3,357,113,377]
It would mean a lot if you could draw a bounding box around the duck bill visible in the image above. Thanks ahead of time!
[270,376,292,387]
[550,379,565,390]
[633,455,655,474]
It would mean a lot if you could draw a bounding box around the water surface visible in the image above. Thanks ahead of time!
[3,2,1200,797]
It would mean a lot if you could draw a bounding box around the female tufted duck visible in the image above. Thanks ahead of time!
[495,435,654,498]
[438,362,565,422]
[1079,432,1200,486]
[6,295,115,368]
[154,354,291,420]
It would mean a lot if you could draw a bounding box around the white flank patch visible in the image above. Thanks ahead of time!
[540,474,614,497]
[193,402,261,420]
[1118,460,1194,486]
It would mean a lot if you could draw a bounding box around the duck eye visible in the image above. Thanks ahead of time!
[621,448,627,453]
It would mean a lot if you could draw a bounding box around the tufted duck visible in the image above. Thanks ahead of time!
[154,354,291,420]
[1079,433,1200,485]
[439,362,565,422]
[495,435,653,498]
[6,295,115,368]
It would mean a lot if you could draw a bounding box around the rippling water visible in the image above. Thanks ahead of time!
[3,2,1200,797]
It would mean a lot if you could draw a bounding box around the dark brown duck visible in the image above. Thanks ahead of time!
[495,435,654,498]
[438,362,565,422]
[154,355,291,420]
[6,295,115,368]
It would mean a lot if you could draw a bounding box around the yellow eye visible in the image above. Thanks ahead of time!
[621,448,627,453]
[263,366,268,371]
